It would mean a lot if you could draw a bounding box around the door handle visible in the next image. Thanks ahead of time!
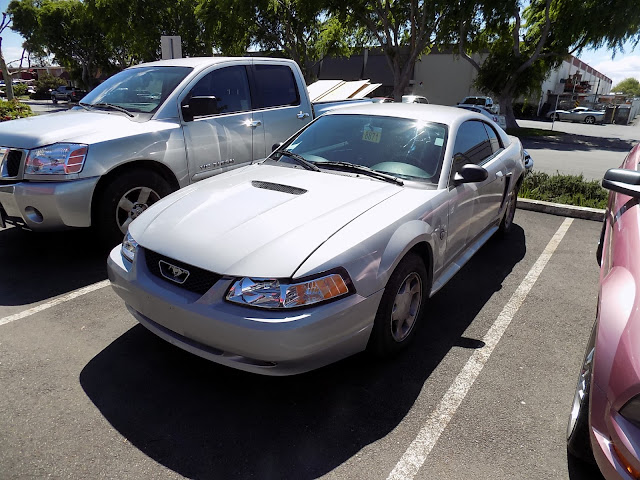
[495,171,504,178]
[297,111,310,119]
[248,119,262,128]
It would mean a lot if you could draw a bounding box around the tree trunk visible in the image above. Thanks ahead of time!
[0,47,14,101]
[391,56,413,101]
[498,91,519,130]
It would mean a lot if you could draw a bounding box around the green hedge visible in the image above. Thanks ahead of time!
[519,171,608,209]
[0,99,33,121]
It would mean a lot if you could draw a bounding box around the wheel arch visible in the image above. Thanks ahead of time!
[90,159,180,226]
[378,220,436,294]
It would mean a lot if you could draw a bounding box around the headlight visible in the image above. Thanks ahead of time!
[121,231,138,263]
[226,270,352,309]
[24,143,88,175]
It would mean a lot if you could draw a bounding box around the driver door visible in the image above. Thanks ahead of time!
[181,64,263,183]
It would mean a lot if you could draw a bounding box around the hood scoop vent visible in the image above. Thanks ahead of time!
[251,181,307,195]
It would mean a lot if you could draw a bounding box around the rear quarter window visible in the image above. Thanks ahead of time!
[254,64,300,109]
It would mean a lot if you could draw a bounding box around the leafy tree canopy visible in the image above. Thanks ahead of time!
[612,77,640,97]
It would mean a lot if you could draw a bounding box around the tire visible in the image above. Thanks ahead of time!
[367,252,429,356]
[584,116,596,124]
[51,96,57,104]
[95,169,172,245]
[567,323,597,463]
[498,182,518,235]
[552,113,560,121]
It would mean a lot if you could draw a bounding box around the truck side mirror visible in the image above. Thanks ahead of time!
[181,96,220,122]
[272,142,283,152]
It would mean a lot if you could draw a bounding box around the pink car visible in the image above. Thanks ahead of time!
[568,143,640,478]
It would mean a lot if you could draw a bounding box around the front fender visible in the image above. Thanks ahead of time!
[377,220,436,287]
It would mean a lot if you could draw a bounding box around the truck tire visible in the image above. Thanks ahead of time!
[96,169,172,246]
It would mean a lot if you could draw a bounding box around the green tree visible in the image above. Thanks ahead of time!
[9,0,109,88]
[612,77,640,97]
[454,0,640,129]
[331,0,452,100]
[197,0,355,83]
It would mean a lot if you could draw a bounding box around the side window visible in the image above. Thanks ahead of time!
[483,123,503,154]
[186,65,251,117]
[451,120,492,173]
[254,64,300,109]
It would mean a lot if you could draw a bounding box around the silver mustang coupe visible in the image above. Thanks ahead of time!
[107,104,526,375]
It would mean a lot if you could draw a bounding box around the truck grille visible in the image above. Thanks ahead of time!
[144,249,222,295]
[0,148,24,178]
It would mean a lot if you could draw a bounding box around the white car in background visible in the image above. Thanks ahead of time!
[456,104,507,130]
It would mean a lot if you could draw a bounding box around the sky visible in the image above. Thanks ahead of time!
[0,0,638,87]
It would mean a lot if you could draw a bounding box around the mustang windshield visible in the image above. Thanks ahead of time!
[277,114,447,183]
[80,66,192,114]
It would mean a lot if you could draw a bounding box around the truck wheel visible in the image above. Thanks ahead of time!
[96,169,172,245]
[367,252,429,357]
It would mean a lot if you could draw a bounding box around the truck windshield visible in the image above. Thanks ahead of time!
[80,66,192,114]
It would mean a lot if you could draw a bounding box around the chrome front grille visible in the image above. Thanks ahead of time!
[0,148,25,178]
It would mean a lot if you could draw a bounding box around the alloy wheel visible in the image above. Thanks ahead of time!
[390,272,422,342]
[115,186,161,234]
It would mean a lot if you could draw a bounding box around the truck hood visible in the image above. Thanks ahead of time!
[0,110,172,149]
[130,164,402,278]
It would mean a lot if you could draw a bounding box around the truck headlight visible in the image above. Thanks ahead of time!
[121,231,138,263]
[25,143,88,175]
[226,270,352,309]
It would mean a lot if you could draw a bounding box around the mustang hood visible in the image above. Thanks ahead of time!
[131,164,401,278]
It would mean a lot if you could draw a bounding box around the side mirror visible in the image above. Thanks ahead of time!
[454,164,488,183]
[602,168,640,198]
[181,95,219,122]
[272,142,283,152]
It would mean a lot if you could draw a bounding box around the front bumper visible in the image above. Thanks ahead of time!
[107,246,383,376]
[591,381,640,479]
[0,177,98,230]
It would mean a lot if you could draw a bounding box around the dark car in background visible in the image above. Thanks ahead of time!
[50,86,87,103]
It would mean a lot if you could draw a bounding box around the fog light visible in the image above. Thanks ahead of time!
[24,206,43,223]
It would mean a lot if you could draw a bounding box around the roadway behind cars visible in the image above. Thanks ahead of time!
[519,118,639,181]
[0,210,604,480]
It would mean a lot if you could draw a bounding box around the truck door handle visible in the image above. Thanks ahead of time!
[248,120,262,128]
[297,111,310,119]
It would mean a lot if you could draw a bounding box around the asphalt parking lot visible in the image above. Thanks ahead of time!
[0,209,605,479]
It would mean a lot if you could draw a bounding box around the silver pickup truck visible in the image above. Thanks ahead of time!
[0,57,364,243]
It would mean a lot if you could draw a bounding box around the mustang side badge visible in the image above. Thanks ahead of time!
[159,260,190,284]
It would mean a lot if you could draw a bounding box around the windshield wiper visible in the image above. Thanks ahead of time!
[77,102,93,111]
[91,103,135,118]
[277,151,320,171]
[316,161,403,185]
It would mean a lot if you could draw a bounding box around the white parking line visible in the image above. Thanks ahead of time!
[0,280,111,327]
[387,217,574,480]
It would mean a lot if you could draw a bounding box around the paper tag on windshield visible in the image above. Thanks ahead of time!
[434,138,444,146]
[362,126,382,143]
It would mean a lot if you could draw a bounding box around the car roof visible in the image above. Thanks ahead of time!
[131,56,296,69]
[325,103,484,125]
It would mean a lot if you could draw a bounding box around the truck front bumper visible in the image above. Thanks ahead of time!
[0,177,99,230]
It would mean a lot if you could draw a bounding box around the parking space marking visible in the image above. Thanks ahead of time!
[387,218,574,480]
[0,280,110,327]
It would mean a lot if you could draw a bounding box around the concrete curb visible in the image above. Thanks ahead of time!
[517,197,605,222]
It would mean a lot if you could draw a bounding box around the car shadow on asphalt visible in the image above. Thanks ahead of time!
[0,226,115,306]
[567,454,605,480]
[521,134,635,153]
[78,225,538,479]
